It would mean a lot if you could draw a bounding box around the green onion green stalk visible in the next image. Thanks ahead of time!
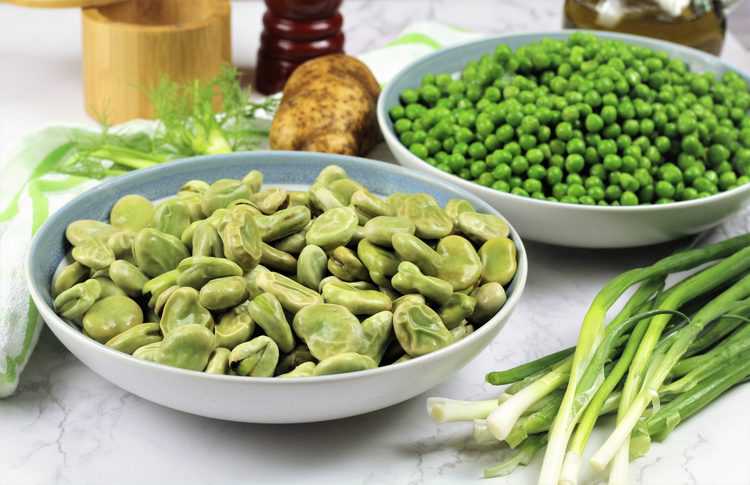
[426,234,750,484]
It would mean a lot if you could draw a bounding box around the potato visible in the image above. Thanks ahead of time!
[269,54,381,156]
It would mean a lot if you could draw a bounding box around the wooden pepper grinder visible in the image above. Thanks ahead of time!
[255,0,345,94]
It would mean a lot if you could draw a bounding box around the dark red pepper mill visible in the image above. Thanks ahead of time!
[255,0,345,95]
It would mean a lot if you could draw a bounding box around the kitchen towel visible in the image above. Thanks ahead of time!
[0,21,479,397]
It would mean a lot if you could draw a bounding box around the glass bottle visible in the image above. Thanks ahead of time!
[563,0,742,55]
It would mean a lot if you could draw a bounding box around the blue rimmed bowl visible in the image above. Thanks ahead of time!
[378,31,750,248]
[27,151,527,423]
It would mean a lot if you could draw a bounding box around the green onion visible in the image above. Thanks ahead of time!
[506,391,564,448]
[426,234,750,485]
[684,311,749,358]
[647,354,750,441]
[561,306,689,484]
[662,310,750,396]
[592,270,750,474]
[540,235,750,485]
[488,275,661,448]
[486,347,574,385]
[483,434,547,479]
[426,397,507,423]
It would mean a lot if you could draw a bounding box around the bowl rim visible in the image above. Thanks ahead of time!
[377,29,750,213]
[27,151,528,385]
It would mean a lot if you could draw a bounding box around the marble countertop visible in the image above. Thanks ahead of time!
[2,1,750,484]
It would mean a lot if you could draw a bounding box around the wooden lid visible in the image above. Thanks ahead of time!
[5,0,128,8]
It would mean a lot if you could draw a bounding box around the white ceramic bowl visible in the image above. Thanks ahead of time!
[27,152,527,423]
[378,31,750,248]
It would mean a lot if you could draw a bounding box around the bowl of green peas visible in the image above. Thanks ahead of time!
[377,31,750,248]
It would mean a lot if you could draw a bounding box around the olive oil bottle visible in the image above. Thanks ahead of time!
[564,0,728,55]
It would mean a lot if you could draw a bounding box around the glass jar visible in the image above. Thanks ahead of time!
[563,0,742,55]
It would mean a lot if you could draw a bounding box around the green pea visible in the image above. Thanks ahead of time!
[620,191,639,206]
[601,105,617,124]
[565,154,585,173]
[556,122,574,140]
[585,113,604,132]
[511,156,529,175]
[389,105,405,121]
[410,143,428,159]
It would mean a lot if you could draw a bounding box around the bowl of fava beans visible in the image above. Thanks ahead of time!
[27,152,527,423]
[378,31,750,248]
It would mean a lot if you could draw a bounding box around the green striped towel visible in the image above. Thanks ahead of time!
[0,21,475,397]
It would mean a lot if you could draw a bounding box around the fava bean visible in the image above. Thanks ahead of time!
[363,216,416,248]
[72,238,115,270]
[133,228,189,278]
[278,361,316,378]
[54,279,101,323]
[83,295,144,343]
[160,287,214,336]
[322,280,392,315]
[393,301,453,357]
[307,207,358,250]
[247,292,295,353]
[391,261,453,303]
[479,237,517,285]
[198,276,248,310]
[293,304,364,360]
[313,352,376,376]
[52,261,89,297]
[327,246,369,282]
[275,345,315,376]
[205,348,231,374]
[106,322,162,354]
[230,336,279,377]
[109,260,148,297]
[52,165,517,378]
[110,195,154,232]
[154,199,192,238]
[297,245,328,290]
[215,302,254,349]
[201,179,251,217]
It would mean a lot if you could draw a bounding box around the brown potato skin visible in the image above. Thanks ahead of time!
[269,54,381,156]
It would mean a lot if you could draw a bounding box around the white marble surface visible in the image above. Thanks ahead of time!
[2,1,750,484]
